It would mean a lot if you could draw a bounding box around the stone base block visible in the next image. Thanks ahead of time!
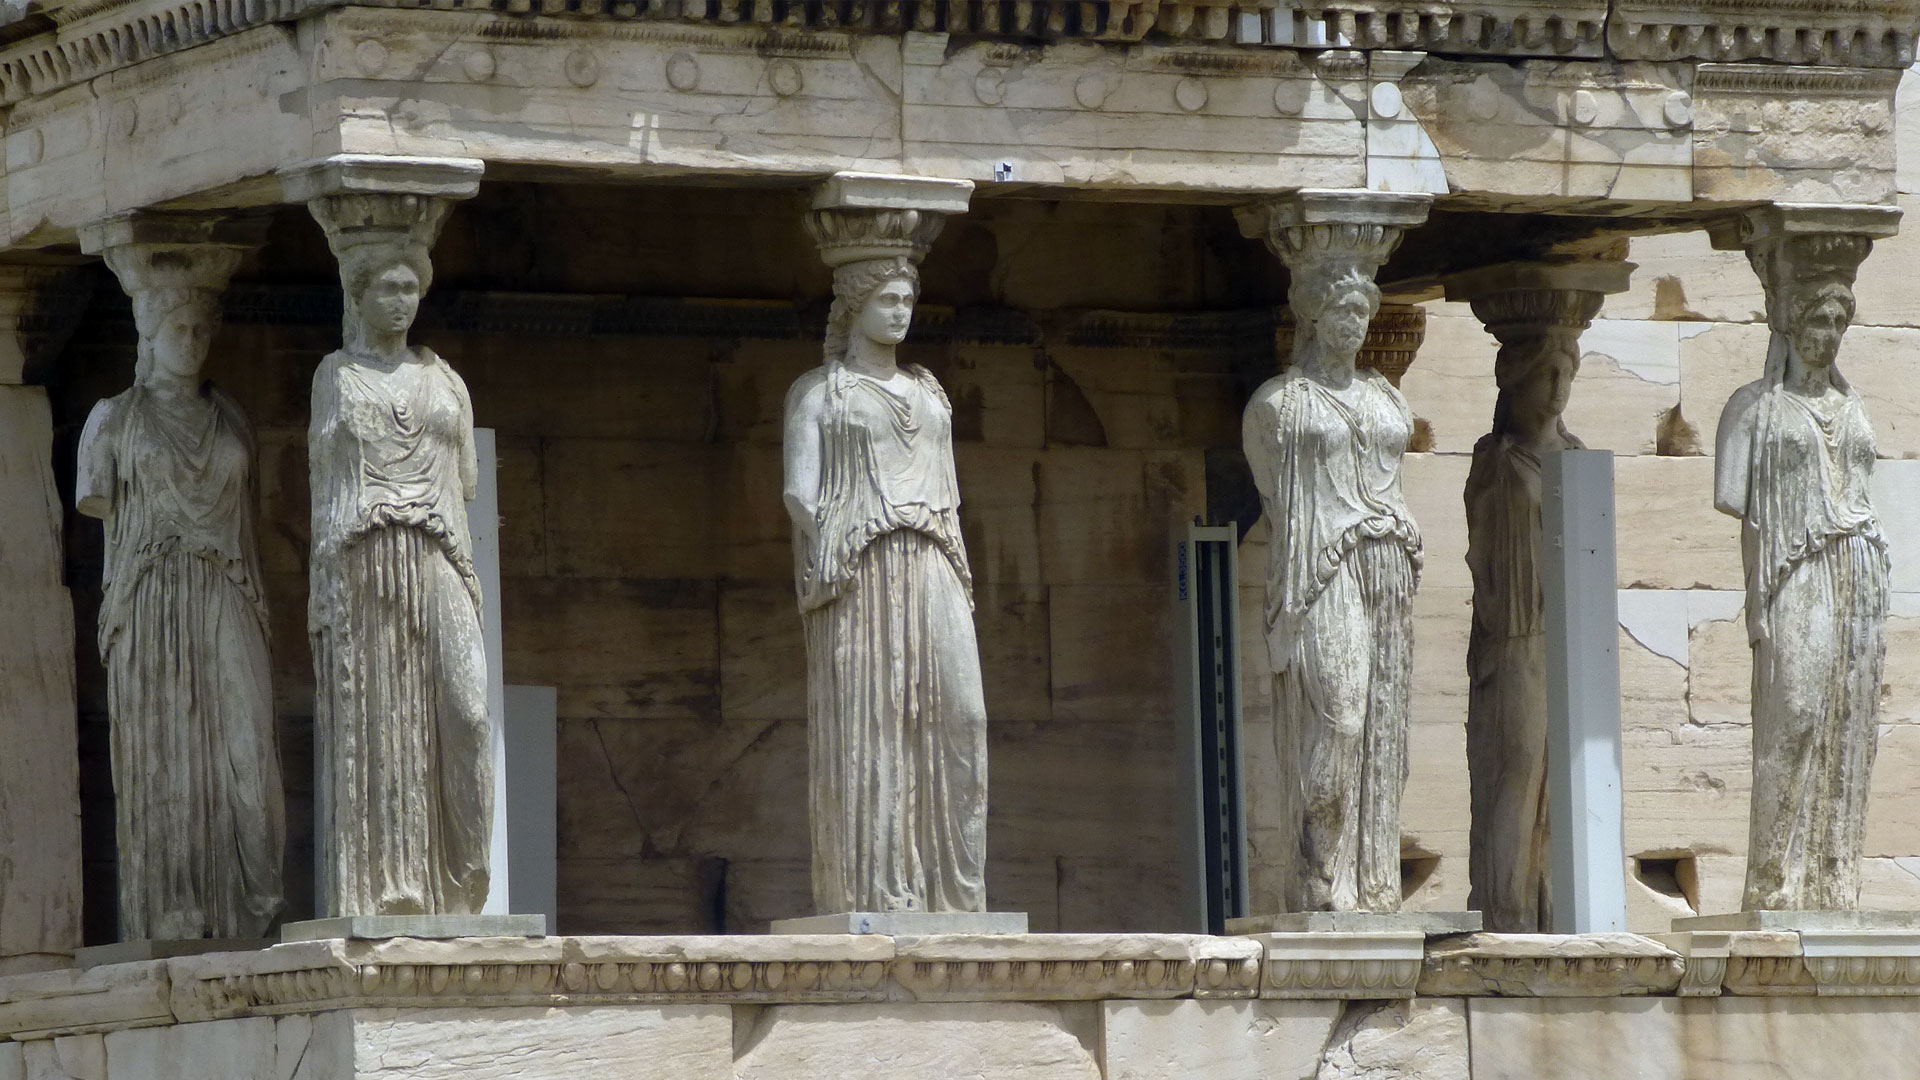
[1226,911,1482,935]
[770,912,1030,936]
[1673,910,1920,932]
[280,914,548,943]
[74,938,271,969]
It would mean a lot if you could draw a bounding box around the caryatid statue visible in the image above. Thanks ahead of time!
[1712,205,1898,912]
[291,159,491,916]
[1445,259,1632,933]
[75,214,285,940]
[782,173,985,916]
[1237,191,1431,913]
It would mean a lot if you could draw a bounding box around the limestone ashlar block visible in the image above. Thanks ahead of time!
[953,446,1043,585]
[1099,998,1342,1080]
[101,1019,273,1080]
[502,576,719,722]
[1848,194,1920,327]
[554,713,803,862]
[1046,584,1175,725]
[21,1035,102,1080]
[1405,59,1691,203]
[1400,452,1472,592]
[1867,725,1920,859]
[1468,995,1920,1079]
[1033,448,1205,584]
[307,1005,732,1080]
[1052,856,1188,934]
[1692,65,1900,204]
[988,715,1179,867]
[1613,455,1742,590]
[1565,320,1682,456]
[1397,305,1497,455]
[1677,320,1771,451]
[1607,230,1767,324]
[452,332,716,443]
[940,344,1046,449]
[733,1002,1102,1080]
[902,41,1365,191]
[1619,620,1691,734]
[1621,722,1753,858]
[539,439,722,580]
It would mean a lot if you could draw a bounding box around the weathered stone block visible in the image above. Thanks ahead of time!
[503,577,719,722]
[733,1002,1100,1080]
[308,1006,731,1079]
[102,1019,274,1080]
[1614,456,1741,590]
[1100,998,1340,1080]
[1319,998,1469,1080]
[541,439,722,579]
[1622,724,1751,859]
[1607,231,1764,325]
[1400,453,1472,593]
[1034,449,1204,584]
[1396,307,1495,455]
[1468,996,1920,1080]
[1046,584,1174,726]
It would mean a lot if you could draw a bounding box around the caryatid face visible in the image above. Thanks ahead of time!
[1305,269,1378,360]
[1787,277,1854,370]
[362,263,423,336]
[855,278,916,347]
[146,303,215,384]
[1511,344,1578,433]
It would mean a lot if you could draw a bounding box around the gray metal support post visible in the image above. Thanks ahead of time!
[1543,449,1628,933]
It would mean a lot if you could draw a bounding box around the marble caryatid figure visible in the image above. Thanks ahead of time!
[306,192,491,916]
[76,237,286,940]
[1715,210,1893,911]
[1453,264,1622,933]
[1238,192,1429,913]
[783,186,987,916]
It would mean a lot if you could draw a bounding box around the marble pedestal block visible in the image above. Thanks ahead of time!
[1673,910,1920,932]
[770,912,1029,935]
[1227,911,1482,935]
[280,914,548,942]
[74,939,272,969]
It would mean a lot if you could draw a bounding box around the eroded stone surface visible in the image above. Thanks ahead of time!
[1100,998,1339,1080]
[733,1002,1100,1080]
[1318,998,1469,1080]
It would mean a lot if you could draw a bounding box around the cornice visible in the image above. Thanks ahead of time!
[4,0,1918,110]
[1611,0,1920,66]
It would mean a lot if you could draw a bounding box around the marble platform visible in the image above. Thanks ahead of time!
[1227,910,1483,935]
[280,914,548,942]
[1672,910,1920,932]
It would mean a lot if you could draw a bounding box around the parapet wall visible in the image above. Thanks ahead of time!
[2,932,1917,1079]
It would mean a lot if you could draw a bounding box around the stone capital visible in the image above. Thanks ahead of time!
[1442,258,1635,344]
[1235,189,1430,248]
[806,172,975,268]
[78,211,267,308]
[1708,203,1902,253]
[280,154,485,205]
[1234,190,1430,276]
[284,155,484,267]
